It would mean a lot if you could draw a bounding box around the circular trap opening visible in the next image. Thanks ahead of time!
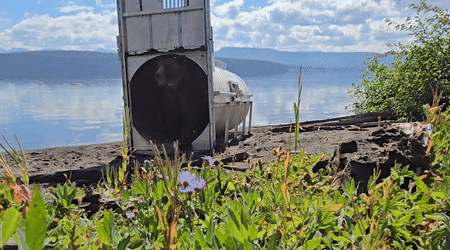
[129,54,209,149]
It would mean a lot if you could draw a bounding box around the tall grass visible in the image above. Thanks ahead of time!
[0,135,29,185]
[293,66,303,153]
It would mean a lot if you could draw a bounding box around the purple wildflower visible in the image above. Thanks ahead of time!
[128,197,144,204]
[126,212,135,219]
[178,170,207,194]
[201,155,216,167]
[179,186,195,195]
[191,178,206,193]
[178,171,194,185]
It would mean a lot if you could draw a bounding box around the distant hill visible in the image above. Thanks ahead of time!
[215,58,289,77]
[215,47,394,68]
[0,49,392,80]
[0,51,121,80]
[0,50,290,80]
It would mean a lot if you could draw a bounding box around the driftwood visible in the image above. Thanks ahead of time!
[271,112,398,133]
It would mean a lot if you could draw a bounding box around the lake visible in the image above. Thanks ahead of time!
[0,66,364,150]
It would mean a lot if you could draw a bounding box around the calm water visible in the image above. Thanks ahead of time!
[249,67,362,126]
[0,67,364,150]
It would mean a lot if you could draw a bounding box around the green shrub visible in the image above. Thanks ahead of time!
[349,0,450,120]
[429,107,450,174]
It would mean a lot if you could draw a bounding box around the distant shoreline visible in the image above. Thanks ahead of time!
[0,50,379,80]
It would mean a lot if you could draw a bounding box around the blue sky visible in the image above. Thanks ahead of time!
[0,0,448,53]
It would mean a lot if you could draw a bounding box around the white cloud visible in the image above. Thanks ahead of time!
[289,25,331,43]
[0,9,118,51]
[213,0,244,17]
[210,0,435,52]
[93,0,104,7]
[0,29,42,51]
[0,17,10,28]
[62,45,82,50]
[1,0,448,53]
[367,18,402,34]
[103,3,116,9]
[330,24,364,40]
[213,39,246,51]
[58,5,95,13]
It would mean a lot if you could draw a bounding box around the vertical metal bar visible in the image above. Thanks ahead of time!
[212,103,216,147]
[248,102,253,134]
[242,103,246,137]
[241,103,244,138]
[177,12,181,47]
[234,103,238,139]
[148,15,153,50]
[236,102,240,139]
[116,0,133,149]
[204,0,215,151]
[224,105,229,146]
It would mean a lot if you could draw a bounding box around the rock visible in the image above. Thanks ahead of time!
[313,126,429,189]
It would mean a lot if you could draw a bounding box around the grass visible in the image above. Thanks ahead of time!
[0,96,450,249]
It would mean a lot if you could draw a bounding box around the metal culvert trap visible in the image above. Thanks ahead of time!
[129,54,209,150]
[116,0,252,153]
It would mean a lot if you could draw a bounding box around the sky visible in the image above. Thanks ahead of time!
[0,0,448,53]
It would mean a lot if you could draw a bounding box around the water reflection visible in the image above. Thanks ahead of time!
[246,67,361,126]
[0,80,124,150]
